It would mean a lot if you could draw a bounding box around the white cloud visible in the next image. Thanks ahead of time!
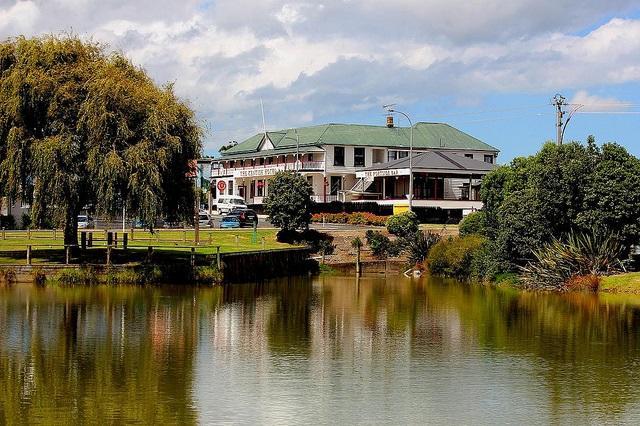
[0,0,638,151]
[569,90,633,112]
[0,1,39,33]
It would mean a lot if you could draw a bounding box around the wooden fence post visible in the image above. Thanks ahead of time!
[81,232,87,251]
[1,227,4,240]
[130,227,134,241]
[106,245,112,265]
[53,229,56,240]
[216,246,221,269]
[190,247,196,267]
[88,232,93,247]
[26,245,31,265]
[123,233,128,250]
[147,246,153,263]
[356,244,361,277]
[27,229,31,240]
[65,246,70,265]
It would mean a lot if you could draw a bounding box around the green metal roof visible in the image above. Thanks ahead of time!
[220,122,498,157]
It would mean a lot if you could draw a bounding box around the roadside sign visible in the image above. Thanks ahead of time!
[217,180,227,191]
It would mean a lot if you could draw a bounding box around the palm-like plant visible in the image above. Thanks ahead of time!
[520,229,626,290]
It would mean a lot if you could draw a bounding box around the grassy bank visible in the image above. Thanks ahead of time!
[0,229,295,265]
[600,273,640,294]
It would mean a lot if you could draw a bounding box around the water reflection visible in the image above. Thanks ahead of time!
[2,276,640,423]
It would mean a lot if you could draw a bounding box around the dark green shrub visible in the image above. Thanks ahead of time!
[386,211,419,238]
[459,211,486,236]
[20,213,31,230]
[404,231,441,266]
[365,230,392,258]
[276,229,334,254]
[427,235,486,278]
[317,240,335,257]
[0,214,16,229]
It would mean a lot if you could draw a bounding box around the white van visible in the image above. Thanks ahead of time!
[216,195,247,214]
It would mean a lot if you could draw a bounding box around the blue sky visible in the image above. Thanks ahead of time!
[0,0,639,162]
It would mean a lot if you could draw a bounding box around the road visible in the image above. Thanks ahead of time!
[94,216,382,232]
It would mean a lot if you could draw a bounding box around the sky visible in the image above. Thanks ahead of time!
[1,0,640,162]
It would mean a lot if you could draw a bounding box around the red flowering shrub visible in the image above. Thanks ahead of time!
[311,212,388,226]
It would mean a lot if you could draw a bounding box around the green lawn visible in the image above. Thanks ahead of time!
[600,272,640,293]
[0,228,296,265]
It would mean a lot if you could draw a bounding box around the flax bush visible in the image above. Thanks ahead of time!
[520,230,625,291]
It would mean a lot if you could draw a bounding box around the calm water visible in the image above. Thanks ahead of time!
[2,275,640,424]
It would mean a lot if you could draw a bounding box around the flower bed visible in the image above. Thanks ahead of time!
[311,212,388,226]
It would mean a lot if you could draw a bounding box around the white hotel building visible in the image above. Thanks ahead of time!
[205,120,499,212]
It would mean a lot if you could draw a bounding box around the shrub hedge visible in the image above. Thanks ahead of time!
[427,235,487,279]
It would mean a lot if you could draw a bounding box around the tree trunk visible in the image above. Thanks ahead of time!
[64,210,79,247]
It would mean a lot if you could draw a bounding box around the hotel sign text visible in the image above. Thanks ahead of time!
[357,168,410,178]
[233,165,287,178]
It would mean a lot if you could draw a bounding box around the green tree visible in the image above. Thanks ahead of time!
[265,171,313,231]
[458,210,486,237]
[480,138,640,271]
[0,36,202,244]
[385,211,419,238]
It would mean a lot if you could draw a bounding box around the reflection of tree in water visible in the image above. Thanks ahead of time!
[265,277,313,355]
[0,286,201,424]
[311,275,640,421]
[421,281,640,422]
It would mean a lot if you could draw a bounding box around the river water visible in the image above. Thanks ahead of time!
[1,275,640,424]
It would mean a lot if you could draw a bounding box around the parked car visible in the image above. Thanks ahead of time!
[77,215,94,229]
[219,215,240,229]
[216,195,247,215]
[162,218,182,228]
[229,208,258,227]
[198,212,212,227]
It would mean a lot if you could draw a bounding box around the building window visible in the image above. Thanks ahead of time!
[228,180,234,195]
[464,154,473,159]
[387,150,398,162]
[334,147,345,166]
[229,160,235,168]
[268,157,274,165]
[484,155,494,164]
[308,153,314,161]
[398,151,408,159]
[259,158,265,165]
[257,180,264,197]
[354,147,365,167]
[330,176,342,195]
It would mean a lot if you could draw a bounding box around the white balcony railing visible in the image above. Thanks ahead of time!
[311,195,338,203]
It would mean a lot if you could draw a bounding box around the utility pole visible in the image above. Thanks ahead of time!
[552,94,567,145]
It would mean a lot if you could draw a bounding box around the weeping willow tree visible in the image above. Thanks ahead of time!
[0,35,202,244]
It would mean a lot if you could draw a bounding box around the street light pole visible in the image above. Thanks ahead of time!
[384,106,413,212]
